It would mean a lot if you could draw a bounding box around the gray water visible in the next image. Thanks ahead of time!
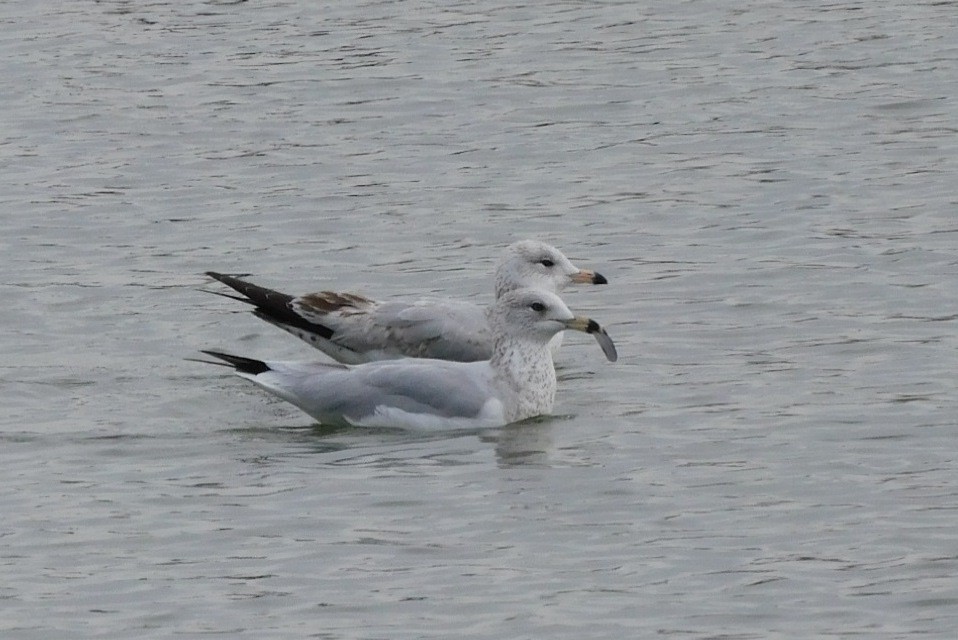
[2,1,957,637]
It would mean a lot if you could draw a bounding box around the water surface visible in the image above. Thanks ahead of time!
[2,1,957,638]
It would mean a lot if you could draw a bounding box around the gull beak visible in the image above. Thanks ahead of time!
[571,269,608,285]
[562,316,618,362]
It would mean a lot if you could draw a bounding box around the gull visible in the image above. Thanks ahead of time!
[205,240,607,364]
[201,287,617,430]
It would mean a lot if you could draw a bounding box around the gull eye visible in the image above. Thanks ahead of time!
[530,302,546,312]
[539,259,555,268]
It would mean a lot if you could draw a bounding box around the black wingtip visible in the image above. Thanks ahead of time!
[206,271,254,287]
[205,272,338,341]
[200,350,271,375]
[206,271,229,282]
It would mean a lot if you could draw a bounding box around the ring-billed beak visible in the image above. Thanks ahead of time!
[571,269,608,285]
[562,316,618,362]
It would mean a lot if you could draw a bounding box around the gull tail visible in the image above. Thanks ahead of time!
[205,272,335,340]
[199,350,271,375]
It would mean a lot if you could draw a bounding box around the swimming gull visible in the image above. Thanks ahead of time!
[201,288,617,430]
[205,240,607,364]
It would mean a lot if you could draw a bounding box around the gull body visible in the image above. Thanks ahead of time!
[206,240,607,364]
[203,288,617,430]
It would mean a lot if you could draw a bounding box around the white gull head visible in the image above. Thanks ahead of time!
[493,240,607,299]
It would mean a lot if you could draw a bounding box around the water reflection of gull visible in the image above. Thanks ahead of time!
[488,418,557,467]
